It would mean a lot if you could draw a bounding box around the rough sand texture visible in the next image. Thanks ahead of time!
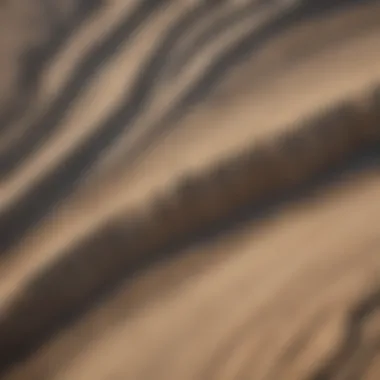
[1,2,380,379]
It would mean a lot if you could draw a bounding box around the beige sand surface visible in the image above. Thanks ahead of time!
[1,2,380,379]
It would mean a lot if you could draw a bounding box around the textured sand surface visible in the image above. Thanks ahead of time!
[1,1,380,379]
